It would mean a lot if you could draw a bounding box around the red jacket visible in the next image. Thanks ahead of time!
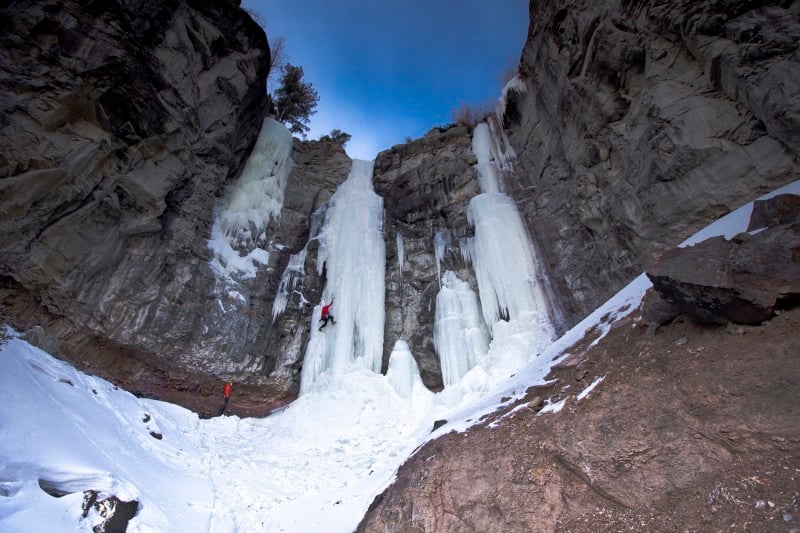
[321,301,333,317]
[223,382,232,398]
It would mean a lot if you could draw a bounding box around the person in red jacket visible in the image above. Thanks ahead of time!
[318,299,336,331]
[218,381,233,416]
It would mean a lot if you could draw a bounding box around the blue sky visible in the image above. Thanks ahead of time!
[242,0,529,160]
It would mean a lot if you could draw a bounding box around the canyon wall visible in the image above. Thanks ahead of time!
[2,0,799,416]
[0,0,323,413]
[501,0,800,325]
[374,0,800,366]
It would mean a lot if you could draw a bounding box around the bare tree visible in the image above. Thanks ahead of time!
[267,36,288,93]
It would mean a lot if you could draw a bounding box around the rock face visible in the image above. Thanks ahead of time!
[372,0,800,380]
[503,0,800,327]
[0,0,275,412]
[374,125,480,389]
[0,0,350,415]
[646,195,800,325]
[748,193,800,230]
[2,0,799,424]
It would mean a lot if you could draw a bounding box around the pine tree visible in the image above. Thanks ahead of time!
[273,64,319,135]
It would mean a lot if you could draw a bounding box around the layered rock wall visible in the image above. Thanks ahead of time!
[0,0,277,411]
[374,125,480,389]
[503,0,800,325]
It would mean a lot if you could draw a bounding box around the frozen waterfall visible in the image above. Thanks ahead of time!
[300,160,386,393]
[208,117,293,279]
[431,118,555,391]
[467,120,552,337]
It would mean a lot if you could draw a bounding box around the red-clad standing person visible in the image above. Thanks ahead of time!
[218,381,233,416]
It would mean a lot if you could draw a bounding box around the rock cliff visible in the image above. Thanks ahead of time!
[502,0,800,326]
[0,0,275,412]
[374,125,480,389]
[1,0,798,423]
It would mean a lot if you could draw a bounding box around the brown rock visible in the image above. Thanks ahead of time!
[641,288,680,326]
[359,304,800,533]
[747,194,800,231]
[647,223,800,324]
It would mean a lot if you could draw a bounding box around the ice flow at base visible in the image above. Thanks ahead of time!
[386,340,426,399]
[300,160,387,393]
[434,271,490,386]
[208,117,293,279]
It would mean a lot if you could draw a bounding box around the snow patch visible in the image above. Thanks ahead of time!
[577,375,606,401]
[539,397,567,414]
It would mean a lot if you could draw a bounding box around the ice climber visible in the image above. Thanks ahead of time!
[318,299,336,331]
[218,381,233,416]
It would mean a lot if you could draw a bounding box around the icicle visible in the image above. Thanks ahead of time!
[496,74,528,128]
[433,230,451,287]
[433,271,490,386]
[271,248,308,321]
[386,340,424,398]
[396,232,405,272]
[487,117,516,170]
[301,160,386,392]
[459,237,475,265]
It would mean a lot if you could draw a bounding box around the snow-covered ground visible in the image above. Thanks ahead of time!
[2,156,797,531]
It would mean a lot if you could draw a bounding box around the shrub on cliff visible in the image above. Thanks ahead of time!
[451,100,494,129]
[273,64,319,135]
[320,129,351,147]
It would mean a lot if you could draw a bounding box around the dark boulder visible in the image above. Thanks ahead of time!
[640,288,680,327]
[646,223,800,325]
[747,194,800,231]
